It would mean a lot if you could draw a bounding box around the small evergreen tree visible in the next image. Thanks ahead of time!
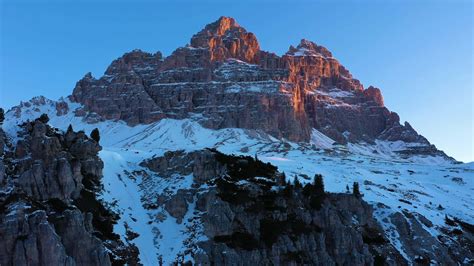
[302,183,313,197]
[67,124,73,133]
[346,184,350,193]
[90,128,100,143]
[353,182,361,198]
[294,175,302,189]
[0,108,4,124]
[283,179,293,198]
[38,113,49,124]
[309,174,326,210]
[314,174,325,196]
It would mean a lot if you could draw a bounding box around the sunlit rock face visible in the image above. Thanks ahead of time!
[71,16,428,145]
[190,16,261,64]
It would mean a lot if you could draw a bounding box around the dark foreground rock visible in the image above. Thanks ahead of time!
[0,117,139,265]
[140,149,472,265]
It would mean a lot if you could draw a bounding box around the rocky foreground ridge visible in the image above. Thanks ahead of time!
[137,149,473,265]
[0,118,139,265]
[68,16,443,157]
[2,119,472,265]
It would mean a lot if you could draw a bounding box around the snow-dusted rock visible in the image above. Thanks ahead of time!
[68,16,442,154]
[1,16,472,266]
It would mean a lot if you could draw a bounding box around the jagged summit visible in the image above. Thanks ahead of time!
[197,16,241,36]
[67,16,449,157]
[286,39,333,58]
[104,49,162,76]
[187,16,260,63]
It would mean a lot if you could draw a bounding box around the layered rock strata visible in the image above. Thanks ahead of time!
[70,16,429,147]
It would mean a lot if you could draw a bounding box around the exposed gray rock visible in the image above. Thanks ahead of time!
[0,117,137,265]
[195,189,403,265]
[143,149,406,265]
[141,149,471,265]
[140,149,226,185]
[164,189,191,223]
[53,209,111,266]
[389,211,473,265]
[13,120,102,202]
[0,205,75,266]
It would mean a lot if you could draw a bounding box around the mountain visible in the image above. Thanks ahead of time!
[69,16,443,152]
[1,17,472,265]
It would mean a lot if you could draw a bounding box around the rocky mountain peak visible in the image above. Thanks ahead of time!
[287,39,333,58]
[68,16,450,151]
[188,16,260,63]
[83,72,94,80]
[202,16,240,36]
[105,49,162,75]
[363,85,384,106]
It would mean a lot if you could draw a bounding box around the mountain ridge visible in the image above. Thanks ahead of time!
[65,16,449,160]
[1,16,472,265]
[2,94,473,265]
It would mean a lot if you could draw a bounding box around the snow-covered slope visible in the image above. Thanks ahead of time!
[3,97,473,264]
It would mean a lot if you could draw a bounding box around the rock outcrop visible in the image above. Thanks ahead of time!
[140,149,472,264]
[12,120,102,201]
[0,117,138,265]
[70,16,435,151]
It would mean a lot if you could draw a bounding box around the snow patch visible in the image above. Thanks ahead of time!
[310,128,335,149]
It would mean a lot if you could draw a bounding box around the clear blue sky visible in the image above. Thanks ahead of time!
[1,0,472,162]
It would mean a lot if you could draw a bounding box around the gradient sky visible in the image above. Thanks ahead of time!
[1,0,472,162]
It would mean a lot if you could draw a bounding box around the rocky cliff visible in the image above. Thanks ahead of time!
[138,149,472,265]
[0,118,138,265]
[70,16,433,150]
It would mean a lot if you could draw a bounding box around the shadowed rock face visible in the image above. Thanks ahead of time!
[70,16,429,146]
[138,149,472,265]
[140,149,404,265]
[12,120,103,201]
[0,119,138,265]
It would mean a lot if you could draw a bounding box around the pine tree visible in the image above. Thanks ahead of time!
[302,183,312,197]
[67,124,73,133]
[308,174,326,209]
[283,178,293,198]
[294,175,302,189]
[90,128,100,143]
[314,174,325,196]
[346,184,350,193]
[353,182,361,198]
[38,113,49,124]
[0,108,4,124]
